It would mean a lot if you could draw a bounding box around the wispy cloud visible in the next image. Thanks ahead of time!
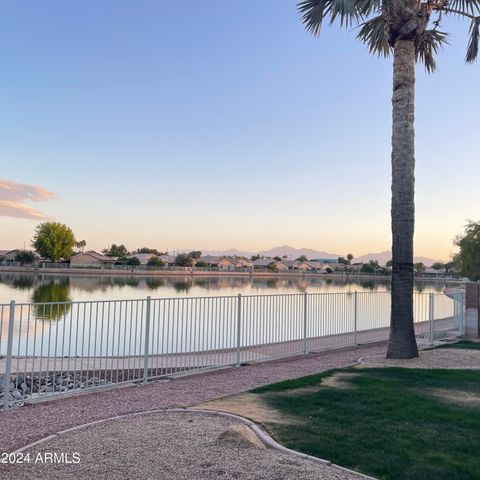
[0,179,56,220]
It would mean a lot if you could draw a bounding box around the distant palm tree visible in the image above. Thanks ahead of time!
[76,240,86,253]
[298,0,479,358]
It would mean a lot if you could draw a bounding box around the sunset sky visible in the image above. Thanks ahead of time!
[1,1,478,261]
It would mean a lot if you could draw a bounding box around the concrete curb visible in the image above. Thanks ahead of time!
[12,407,377,480]
[178,408,377,480]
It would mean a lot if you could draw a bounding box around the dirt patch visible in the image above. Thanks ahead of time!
[216,424,266,449]
[424,388,480,407]
[277,371,358,397]
[196,372,358,426]
[321,371,358,389]
[195,393,291,425]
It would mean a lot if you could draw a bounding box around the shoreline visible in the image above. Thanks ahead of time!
[0,266,461,282]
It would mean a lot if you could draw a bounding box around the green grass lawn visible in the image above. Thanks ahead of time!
[251,367,480,480]
[433,341,480,350]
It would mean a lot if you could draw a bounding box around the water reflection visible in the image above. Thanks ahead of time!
[13,276,35,290]
[360,280,377,291]
[173,280,192,293]
[32,279,72,321]
[0,272,457,305]
[145,278,166,290]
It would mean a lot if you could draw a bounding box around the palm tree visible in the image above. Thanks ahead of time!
[76,240,86,253]
[298,0,479,358]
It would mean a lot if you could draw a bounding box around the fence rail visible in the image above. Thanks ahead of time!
[0,291,464,410]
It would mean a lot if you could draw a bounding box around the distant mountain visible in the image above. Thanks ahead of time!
[203,245,340,260]
[258,245,340,260]
[353,251,439,267]
[202,248,254,258]
[201,246,441,266]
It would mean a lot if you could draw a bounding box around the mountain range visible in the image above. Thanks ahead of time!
[201,245,440,266]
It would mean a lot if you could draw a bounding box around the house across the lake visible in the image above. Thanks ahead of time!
[252,258,289,270]
[283,260,312,271]
[160,255,177,266]
[0,249,21,265]
[198,256,252,270]
[128,253,156,265]
[70,251,116,268]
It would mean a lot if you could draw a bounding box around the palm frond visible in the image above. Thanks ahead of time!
[415,30,449,73]
[297,0,361,36]
[466,16,480,62]
[357,15,390,57]
[444,1,480,15]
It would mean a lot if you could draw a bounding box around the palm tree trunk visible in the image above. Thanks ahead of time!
[387,40,419,359]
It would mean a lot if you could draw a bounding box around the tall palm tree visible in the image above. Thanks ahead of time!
[298,0,479,358]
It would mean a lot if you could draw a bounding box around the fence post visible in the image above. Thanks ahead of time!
[143,296,151,384]
[236,294,242,367]
[460,292,466,336]
[303,291,308,355]
[428,292,434,344]
[4,300,15,412]
[354,291,358,346]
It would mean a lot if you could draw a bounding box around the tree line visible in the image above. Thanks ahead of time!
[2,221,480,282]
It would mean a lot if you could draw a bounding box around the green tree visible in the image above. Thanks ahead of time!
[15,250,36,265]
[431,262,445,270]
[135,247,164,255]
[338,256,349,265]
[361,260,379,274]
[454,221,480,281]
[298,0,479,359]
[361,263,375,274]
[32,222,76,262]
[103,244,129,259]
[251,254,261,261]
[267,261,278,272]
[347,253,354,264]
[147,256,166,267]
[195,260,208,268]
[386,259,393,268]
[445,261,455,274]
[414,262,426,274]
[189,250,202,259]
[175,253,194,267]
[274,256,283,261]
[126,256,141,266]
[296,255,308,262]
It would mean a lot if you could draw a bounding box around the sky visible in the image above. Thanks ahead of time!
[0,1,478,261]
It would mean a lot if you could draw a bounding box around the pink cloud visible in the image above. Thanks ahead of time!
[0,179,56,220]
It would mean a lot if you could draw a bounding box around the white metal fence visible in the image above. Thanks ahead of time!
[0,291,464,410]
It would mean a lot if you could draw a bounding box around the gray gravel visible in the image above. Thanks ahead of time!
[0,343,386,454]
[361,347,480,369]
[0,411,364,480]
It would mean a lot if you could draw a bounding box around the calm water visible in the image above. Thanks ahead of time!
[0,272,451,305]
[0,273,457,357]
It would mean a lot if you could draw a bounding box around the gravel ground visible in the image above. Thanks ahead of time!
[361,346,480,369]
[0,411,365,480]
[0,343,386,455]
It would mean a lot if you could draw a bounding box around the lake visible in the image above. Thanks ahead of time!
[0,272,452,305]
[0,272,461,363]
